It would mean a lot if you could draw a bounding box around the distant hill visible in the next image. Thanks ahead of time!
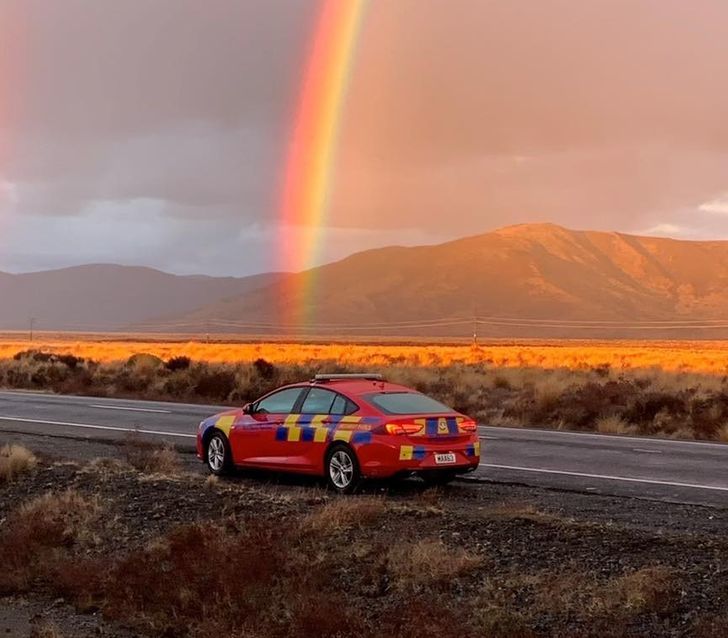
[0,264,282,331]
[5,225,728,338]
[173,224,728,338]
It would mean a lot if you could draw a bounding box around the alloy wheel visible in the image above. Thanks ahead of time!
[208,436,225,472]
[329,450,354,489]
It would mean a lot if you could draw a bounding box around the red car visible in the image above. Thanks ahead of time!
[196,374,480,493]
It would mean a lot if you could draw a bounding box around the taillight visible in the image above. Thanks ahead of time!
[385,422,424,436]
[459,419,477,432]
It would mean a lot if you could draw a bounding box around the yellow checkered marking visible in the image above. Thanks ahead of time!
[399,445,414,461]
[474,441,481,456]
[215,415,236,437]
[274,414,371,443]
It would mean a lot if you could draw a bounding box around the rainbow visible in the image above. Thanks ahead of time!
[278,0,367,326]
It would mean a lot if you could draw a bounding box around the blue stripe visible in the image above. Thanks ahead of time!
[425,418,438,436]
[413,446,426,460]
[447,417,459,435]
[351,431,373,445]
[465,445,475,457]
[301,427,316,442]
[275,427,287,442]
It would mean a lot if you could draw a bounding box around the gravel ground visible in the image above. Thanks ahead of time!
[2,432,728,637]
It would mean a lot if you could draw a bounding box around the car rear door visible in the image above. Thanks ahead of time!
[271,386,339,471]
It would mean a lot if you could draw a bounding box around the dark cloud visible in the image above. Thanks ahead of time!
[2,0,728,275]
[1,0,312,219]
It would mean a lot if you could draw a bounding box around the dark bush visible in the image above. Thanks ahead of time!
[625,391,687,426]
[253,358,276,380]
[166,356,192,372]
[13,350,53,363]
[194,369,237,401]
[57,354,83,369]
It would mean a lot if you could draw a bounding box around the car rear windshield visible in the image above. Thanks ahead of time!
[365,392,453,415]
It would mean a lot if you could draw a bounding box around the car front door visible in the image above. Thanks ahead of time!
[230,387,305,466]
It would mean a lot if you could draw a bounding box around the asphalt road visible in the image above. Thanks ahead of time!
[1,390,727,507]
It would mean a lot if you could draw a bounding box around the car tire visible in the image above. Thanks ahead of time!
[325,444,361,494]
[206,431,232,476]
[421,471,457,487]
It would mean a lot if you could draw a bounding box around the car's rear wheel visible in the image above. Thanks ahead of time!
[421,470,457,487]
[206,431,232,476]
[325,444,360,494]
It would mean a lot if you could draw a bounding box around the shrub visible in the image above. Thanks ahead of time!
[0,444,37,482]
[607,566,680,615]
[193,368,237,400]
[124,438,181,475]
[303,497,386,534]
[387,539,481,591]
[166,356,191,372]
[0,490,101,594]
[125,353,164,370]
[253,357,277,380]
[595,415,633,435]
[57,354,83,369]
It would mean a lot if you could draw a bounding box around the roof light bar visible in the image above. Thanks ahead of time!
[313,374,384,382]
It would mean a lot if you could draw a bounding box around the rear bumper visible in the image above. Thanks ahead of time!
[356,437,480,479]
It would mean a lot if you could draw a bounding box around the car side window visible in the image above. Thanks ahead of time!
[331,394,358,416]
[255,388,304,414]
[300,387,336,414]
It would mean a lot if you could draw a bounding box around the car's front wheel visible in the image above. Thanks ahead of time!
[206,431,232,476]
[325,444,361,494]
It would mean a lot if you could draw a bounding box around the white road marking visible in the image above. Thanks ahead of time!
[632,448,663,454]
[480,463,728,493]
[89,404,171,414]
[478,425,728,450]
[0,416,195,439]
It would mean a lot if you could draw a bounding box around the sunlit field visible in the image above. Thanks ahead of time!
[2,333,728,440]
[0,333,728,374]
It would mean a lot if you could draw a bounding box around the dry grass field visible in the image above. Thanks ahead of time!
[1,333,728,373]
[1,334,728,440]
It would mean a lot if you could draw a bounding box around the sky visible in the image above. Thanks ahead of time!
[1,0,728,276]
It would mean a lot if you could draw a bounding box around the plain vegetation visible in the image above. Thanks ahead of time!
[2,347,728,441]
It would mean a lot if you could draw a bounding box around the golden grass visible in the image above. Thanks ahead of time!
[0,444,37,482]
[303,497,387,534]
[595,415,634,435]
[387,539,481,590]
[18,490,102,548]
[3,335,728,374]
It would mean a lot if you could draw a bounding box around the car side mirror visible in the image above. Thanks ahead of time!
[242,403,253,414]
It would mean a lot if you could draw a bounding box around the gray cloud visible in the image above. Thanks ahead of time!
[2,0,728,275]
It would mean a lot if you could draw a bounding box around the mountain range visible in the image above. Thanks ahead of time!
[3,224,728,338]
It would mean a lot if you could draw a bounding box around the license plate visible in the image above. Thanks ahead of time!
[435,453,456,465]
